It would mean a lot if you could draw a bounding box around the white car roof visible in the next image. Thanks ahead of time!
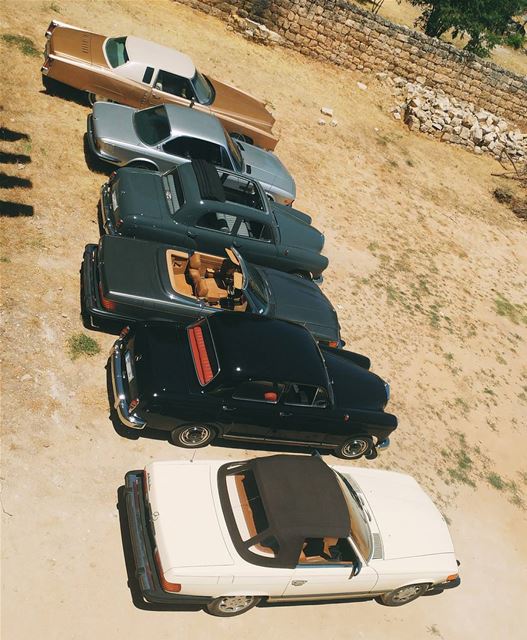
[125,36,195,78]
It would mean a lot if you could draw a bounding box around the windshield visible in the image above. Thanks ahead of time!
[133,106,171,145]
[225,131,244,172]
[334,472,373,561]
[246,264,269,309]
[105,37,128,68]
[190,71,215,105]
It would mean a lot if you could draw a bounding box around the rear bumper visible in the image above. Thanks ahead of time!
[100,182,117,234]
[110,336,147,430]
[86,114,121,164]
[124,471,214,606]
[427,576,461,595]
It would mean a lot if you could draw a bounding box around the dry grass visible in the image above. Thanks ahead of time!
[1,2,527,639]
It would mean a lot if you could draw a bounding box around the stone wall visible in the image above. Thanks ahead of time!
[179,0,527,131]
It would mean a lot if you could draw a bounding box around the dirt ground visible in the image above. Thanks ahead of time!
[1,1,526,639]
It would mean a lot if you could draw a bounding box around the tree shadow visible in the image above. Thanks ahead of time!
[0,127,29,142]
[0,151,31,164]
[0,173,32,189]
[0,201,34,216]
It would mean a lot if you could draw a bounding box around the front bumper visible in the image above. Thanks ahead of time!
[124,471,214,606]
[110,336,147,430]
[86,114,121,164]
[100,182,117,235]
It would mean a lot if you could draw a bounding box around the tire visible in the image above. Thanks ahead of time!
[334,436,373,460]
[205,595,261,617]
[379,583,429,607]
[170,424,217,449]
[127,161,158,171]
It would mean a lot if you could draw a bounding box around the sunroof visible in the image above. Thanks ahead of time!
[191,159,226,202]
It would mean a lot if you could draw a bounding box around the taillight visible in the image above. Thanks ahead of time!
[99,283,117,311]
[129,398,139,412]
[188,324,214,385]
[328,341,338,348]
[120,326,130,339]
[283,198,295,206]
[154,551,181,593]
[115,217,123,228]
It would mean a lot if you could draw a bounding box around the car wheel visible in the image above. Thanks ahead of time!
[334,436,373,460]
[379,583,429,606]
[205,595,261,617]
[170,424,217,449]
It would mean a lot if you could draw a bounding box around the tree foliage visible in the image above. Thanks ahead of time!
[408,0,527,56]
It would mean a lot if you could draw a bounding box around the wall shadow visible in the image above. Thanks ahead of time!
[0,201,34,216]
[0,151,31,164]
[0,173,32,189]
[0,127,29,142]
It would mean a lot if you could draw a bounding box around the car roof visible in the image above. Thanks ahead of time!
[164,105,228,146]
[125,36,195,78]
[219,455,350,568]
[205,313,329,388]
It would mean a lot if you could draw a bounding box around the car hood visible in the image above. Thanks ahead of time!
[273,206,324,252]
[50,26,108,66]
[238,142,296,197]
[114,168,169,221]
[91,102,139,144]
[350,468,455,560]
[258,267,339,342]
[210,78,275,133]
[146,461,234,569]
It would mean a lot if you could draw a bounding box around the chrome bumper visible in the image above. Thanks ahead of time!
[110,338,146,430]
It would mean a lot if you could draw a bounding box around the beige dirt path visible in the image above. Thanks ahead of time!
[1,2,526,639]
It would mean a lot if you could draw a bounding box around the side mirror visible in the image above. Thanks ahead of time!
[189,97,195,109]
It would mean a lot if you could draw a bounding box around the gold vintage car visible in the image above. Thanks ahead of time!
[41,20,278,150]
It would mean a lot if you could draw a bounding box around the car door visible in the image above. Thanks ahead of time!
[281,538,378,599]
[219,380,284,441]
[265,384,331,446]
[191,209,241,255]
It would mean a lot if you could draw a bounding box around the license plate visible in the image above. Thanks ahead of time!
[125,350,134,382]
[111,188,119,212]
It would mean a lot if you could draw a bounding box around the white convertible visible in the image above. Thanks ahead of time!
[124,455,460,617]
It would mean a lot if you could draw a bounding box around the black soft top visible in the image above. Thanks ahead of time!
[205,313,329,389]
[191,159,226,202]
[219,455,350,568]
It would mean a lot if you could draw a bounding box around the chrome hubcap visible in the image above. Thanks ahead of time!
[342,439,369,458]
[218,596,254,613]
[393,585,422,603]
[179,426,210,446]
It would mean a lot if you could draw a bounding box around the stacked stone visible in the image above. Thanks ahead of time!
[179,0,527,132]
[388,78,527,161]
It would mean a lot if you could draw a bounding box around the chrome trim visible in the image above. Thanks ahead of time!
[110,339,146,430]
[377,437,390,450]
[267,589,385,603]
[223,433,321,447]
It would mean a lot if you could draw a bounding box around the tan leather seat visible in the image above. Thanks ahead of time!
[188,267,208,298]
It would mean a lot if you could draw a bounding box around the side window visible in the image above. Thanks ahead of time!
[197,212,238,234]
[154,70,195,99]
[162,137,225,166]
[298,538,356,565]
[236,219,274,243]
[233,380,284,403]
[142,66,154,84]
[283,384,328,407]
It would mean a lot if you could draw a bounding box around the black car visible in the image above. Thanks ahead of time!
[81,235,341,345]
[99,159,328,280]
[110,314,396,459]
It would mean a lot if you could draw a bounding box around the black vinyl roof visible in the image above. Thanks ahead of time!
[205,313,329,389]
[219,455,350,569]
[191,159,226,202]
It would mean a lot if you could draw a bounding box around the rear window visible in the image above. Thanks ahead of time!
[187,321,219,386]
[134,106,171,146]
[105,37,129,68]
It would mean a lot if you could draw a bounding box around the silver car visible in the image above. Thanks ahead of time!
[86,102,296,206]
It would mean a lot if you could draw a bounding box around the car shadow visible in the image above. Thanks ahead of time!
[40,78,90,107]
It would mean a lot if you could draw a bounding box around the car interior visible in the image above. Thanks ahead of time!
[165,248,247,309]
[298,537,355,565]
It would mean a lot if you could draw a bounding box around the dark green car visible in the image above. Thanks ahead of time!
[99,160,328,280]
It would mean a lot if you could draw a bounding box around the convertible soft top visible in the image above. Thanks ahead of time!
[219,455,350,568]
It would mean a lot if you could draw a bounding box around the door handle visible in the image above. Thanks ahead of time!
[222,405,237,412]
[279,411,293,417]
[187,230,197,238]
[292,580,307,586]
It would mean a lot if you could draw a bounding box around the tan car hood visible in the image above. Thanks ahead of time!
[211,78,275,133]
[50,27,108,67]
